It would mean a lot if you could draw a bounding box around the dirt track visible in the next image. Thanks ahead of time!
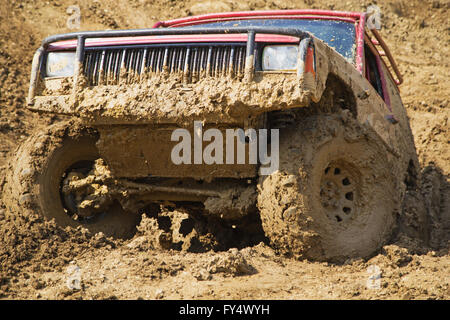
[0,0,449,299]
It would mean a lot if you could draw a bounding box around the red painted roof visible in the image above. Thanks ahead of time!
[158,9,362,27]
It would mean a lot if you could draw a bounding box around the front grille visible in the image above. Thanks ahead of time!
[82,44,246,86]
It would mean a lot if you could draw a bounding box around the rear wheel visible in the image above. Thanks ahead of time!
[2,121,140,238]
[257,113,400,262]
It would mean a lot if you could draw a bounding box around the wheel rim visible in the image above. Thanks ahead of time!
[319,161,359,223]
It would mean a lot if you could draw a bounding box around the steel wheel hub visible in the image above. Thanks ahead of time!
[320,163,357,223]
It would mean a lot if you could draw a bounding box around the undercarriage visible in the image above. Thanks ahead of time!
[61,158,257,221]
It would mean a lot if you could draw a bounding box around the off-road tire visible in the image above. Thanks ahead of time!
[2,121,140,238]
[257,113,400,262]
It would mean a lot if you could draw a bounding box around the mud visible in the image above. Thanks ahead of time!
[62,156,258,218]
[95,125,260,179]
[33,72,311,125]
[127,207,266,253]
[0,0,449,299]
[257,112,417,262]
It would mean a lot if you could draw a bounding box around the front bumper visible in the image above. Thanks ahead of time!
[31,72,315,125]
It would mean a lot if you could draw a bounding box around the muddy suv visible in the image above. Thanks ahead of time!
[3,10,425,261]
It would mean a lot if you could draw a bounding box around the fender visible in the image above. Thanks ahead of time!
[307,38,400,154]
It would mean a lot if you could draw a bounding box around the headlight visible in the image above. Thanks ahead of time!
[45,52,76,77]
[262,45,298,71]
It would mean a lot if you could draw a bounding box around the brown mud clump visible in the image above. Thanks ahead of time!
[128,207,267,253]
[40,73,312,126]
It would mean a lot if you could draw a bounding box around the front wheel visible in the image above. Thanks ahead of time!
[2,121,140,238]
[257,113,400,262]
